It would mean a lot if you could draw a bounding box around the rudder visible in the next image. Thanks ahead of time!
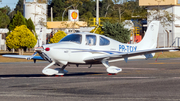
[137,21,160,50]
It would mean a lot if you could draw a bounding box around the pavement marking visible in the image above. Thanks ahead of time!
[1,78,10,79]
[149,62,180,64]
[122,68,158,70]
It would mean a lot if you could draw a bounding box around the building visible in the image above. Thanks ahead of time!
[24,0,89,45]
[139,0,180,47]
[24,0,47,47]
[46,21,87,43]
[47,21,87,34]
[0,28,8,51]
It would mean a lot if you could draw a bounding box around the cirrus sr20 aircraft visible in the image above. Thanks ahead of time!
[3,21,180,76]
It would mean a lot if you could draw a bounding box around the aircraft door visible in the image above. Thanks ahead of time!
[85,35,97,48]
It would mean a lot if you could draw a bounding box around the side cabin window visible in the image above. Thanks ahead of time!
[85,35,96,46]
[59,34,82,44]
[99,36,110,46]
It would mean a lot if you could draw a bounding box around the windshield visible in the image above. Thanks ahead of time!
[59,34,82,44]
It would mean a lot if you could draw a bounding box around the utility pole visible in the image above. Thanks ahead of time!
[51,7,53,22]
[96,0,99,25]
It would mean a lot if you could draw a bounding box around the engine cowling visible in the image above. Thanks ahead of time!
[106,66,122,74]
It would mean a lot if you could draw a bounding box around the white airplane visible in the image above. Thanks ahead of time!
[3,21,179,76]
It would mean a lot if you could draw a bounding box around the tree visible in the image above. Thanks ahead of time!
[90,26,104,35]
[50,0,66,18]
[6,25,37,55]
[26,18,35,32]
[8,10,16,20]
[112,0,127,22]
[78,0,95,19]
[8,11,27,31]
[14,0,24,15]
[4,5,11,16]
[47,0,53,5]
[65,0,89,9]
[122,1,147,20]
[49,31,67,43]
[0,7,10,28]
[102,21,130,43]
[148,8,174,27]
[25,18,38,39]
[80,11,93,26]
[99,0,114,17]
[109,1,147,22]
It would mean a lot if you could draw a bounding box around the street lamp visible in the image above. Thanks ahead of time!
[62,5,73,21]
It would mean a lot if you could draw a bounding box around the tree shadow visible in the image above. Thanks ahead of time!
[0,53,19,55]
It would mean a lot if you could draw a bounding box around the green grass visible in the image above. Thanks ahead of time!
[154,51,180,58]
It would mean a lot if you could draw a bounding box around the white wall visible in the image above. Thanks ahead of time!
[147,5,180,47]
[0,29,8,50]
[173,6,180,38]
[24,2,47,47]
[0,34,1,50]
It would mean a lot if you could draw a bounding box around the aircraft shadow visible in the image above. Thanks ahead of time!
[65,72,104,76]
[0,74,46,78]
[0,72,104,78]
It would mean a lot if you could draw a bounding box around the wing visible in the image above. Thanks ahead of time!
[2,55,44,60]
[84,48,180,63]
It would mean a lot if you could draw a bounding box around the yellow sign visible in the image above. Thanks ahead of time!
[71,11,78,19]
[134,27,140,36]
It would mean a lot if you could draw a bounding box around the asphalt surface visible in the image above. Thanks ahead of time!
[0,58,180,101]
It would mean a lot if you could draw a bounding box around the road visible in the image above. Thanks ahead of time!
[0,58,180,101]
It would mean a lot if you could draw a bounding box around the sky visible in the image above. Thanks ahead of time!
[0,0,19,10]
[0,0,35,10]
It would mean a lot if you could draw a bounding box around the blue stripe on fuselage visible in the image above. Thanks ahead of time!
[54,48,122,54]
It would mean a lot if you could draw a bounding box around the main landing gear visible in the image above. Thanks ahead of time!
[42,61,68,76]
[101,60,122,75]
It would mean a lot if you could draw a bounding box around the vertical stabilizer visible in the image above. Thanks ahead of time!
[137,21,160,50]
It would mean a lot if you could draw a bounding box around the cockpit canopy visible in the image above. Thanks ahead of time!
[59,33,110,46]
